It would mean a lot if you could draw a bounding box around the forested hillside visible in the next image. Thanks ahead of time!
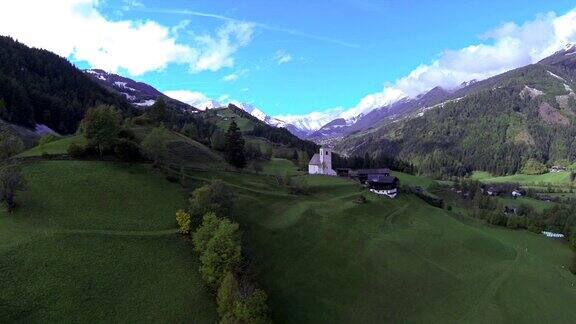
[336,57,576,177]
[0,36,133,134]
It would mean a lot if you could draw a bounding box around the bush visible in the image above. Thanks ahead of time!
[570,233,576,251]
[189,180,235,222]
[232,288,269,324]
[407,186,444,208]
[132,116,153,126]
[506,216,525,229]
[521,159,548,175]
[0,131,24,160]
[199,218,242,287]
[113,139,140,162]
[355,195,367,204]
[245,142,263,161]
[217,272,240,318]
[526,219,545,234]
[217,272,269,324]
[192,212,221,254]
[67,143,85,158]
[570,255,576,275]
[118,128,137,141]
[487,211,506,226]
[176,210,191,234]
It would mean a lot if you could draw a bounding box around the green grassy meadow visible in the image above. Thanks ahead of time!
[2,150,575,323]
[262,158,300,176]
[18,135,86,157]
[472,171,572,185]
[211,107,255,132]
[0,161,217,323]
[497,196,554,213]
[183,164,576,323]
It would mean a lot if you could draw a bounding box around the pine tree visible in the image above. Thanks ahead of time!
[225,121,247,169]
[147,98,167,123]
[292,150,299,161]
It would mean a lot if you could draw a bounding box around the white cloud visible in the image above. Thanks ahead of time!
[218,94,231,102]
[122,0,144,11]
[192,22,255,73]
[164,90,210,108]
[222,69,248,82]
[223,74,238,82]
[165,90,239,111]
[273,50,292,64]
[276,8,576,128]
[0,0,254,76]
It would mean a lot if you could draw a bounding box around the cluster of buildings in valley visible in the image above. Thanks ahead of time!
[308,147,399,198]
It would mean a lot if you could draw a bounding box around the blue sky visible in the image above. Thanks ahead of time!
[1,1,576,128]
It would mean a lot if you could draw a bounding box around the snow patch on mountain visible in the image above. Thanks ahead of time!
[134,99,155,107]
[121,92,136,101]
[547,70,566,82]
[114,81,137,92]
[520,86,544,99]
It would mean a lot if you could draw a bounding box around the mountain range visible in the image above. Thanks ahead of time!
[334,43,576,176]
[3,33,576,178]
[83,69,294,131]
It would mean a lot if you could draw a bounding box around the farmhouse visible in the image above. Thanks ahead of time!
[367,175,399,198]
[485,187,500,196]
[353,168,391,183]
[308,147,337,176]
[550,165,566,173]
[349,168,399,198]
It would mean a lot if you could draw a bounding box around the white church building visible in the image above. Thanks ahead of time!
[308,147,337,176]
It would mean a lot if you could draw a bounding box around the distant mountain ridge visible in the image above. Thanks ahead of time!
[84,68,312,137]
[84,69,196,113]
[291,44,576,145]
[334,43,576,176]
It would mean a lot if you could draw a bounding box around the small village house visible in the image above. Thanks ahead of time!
[366,174,399,198]
[353,168,391,183]
[511,189,523,198]
[550,165,567,173]
[350,168,399,198]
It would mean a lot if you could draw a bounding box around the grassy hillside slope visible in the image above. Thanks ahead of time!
[2,151,575,323]
[0,161,217,323]
[182,164,576,323]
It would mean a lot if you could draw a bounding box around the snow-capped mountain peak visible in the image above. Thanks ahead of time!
[229,102,289,128]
